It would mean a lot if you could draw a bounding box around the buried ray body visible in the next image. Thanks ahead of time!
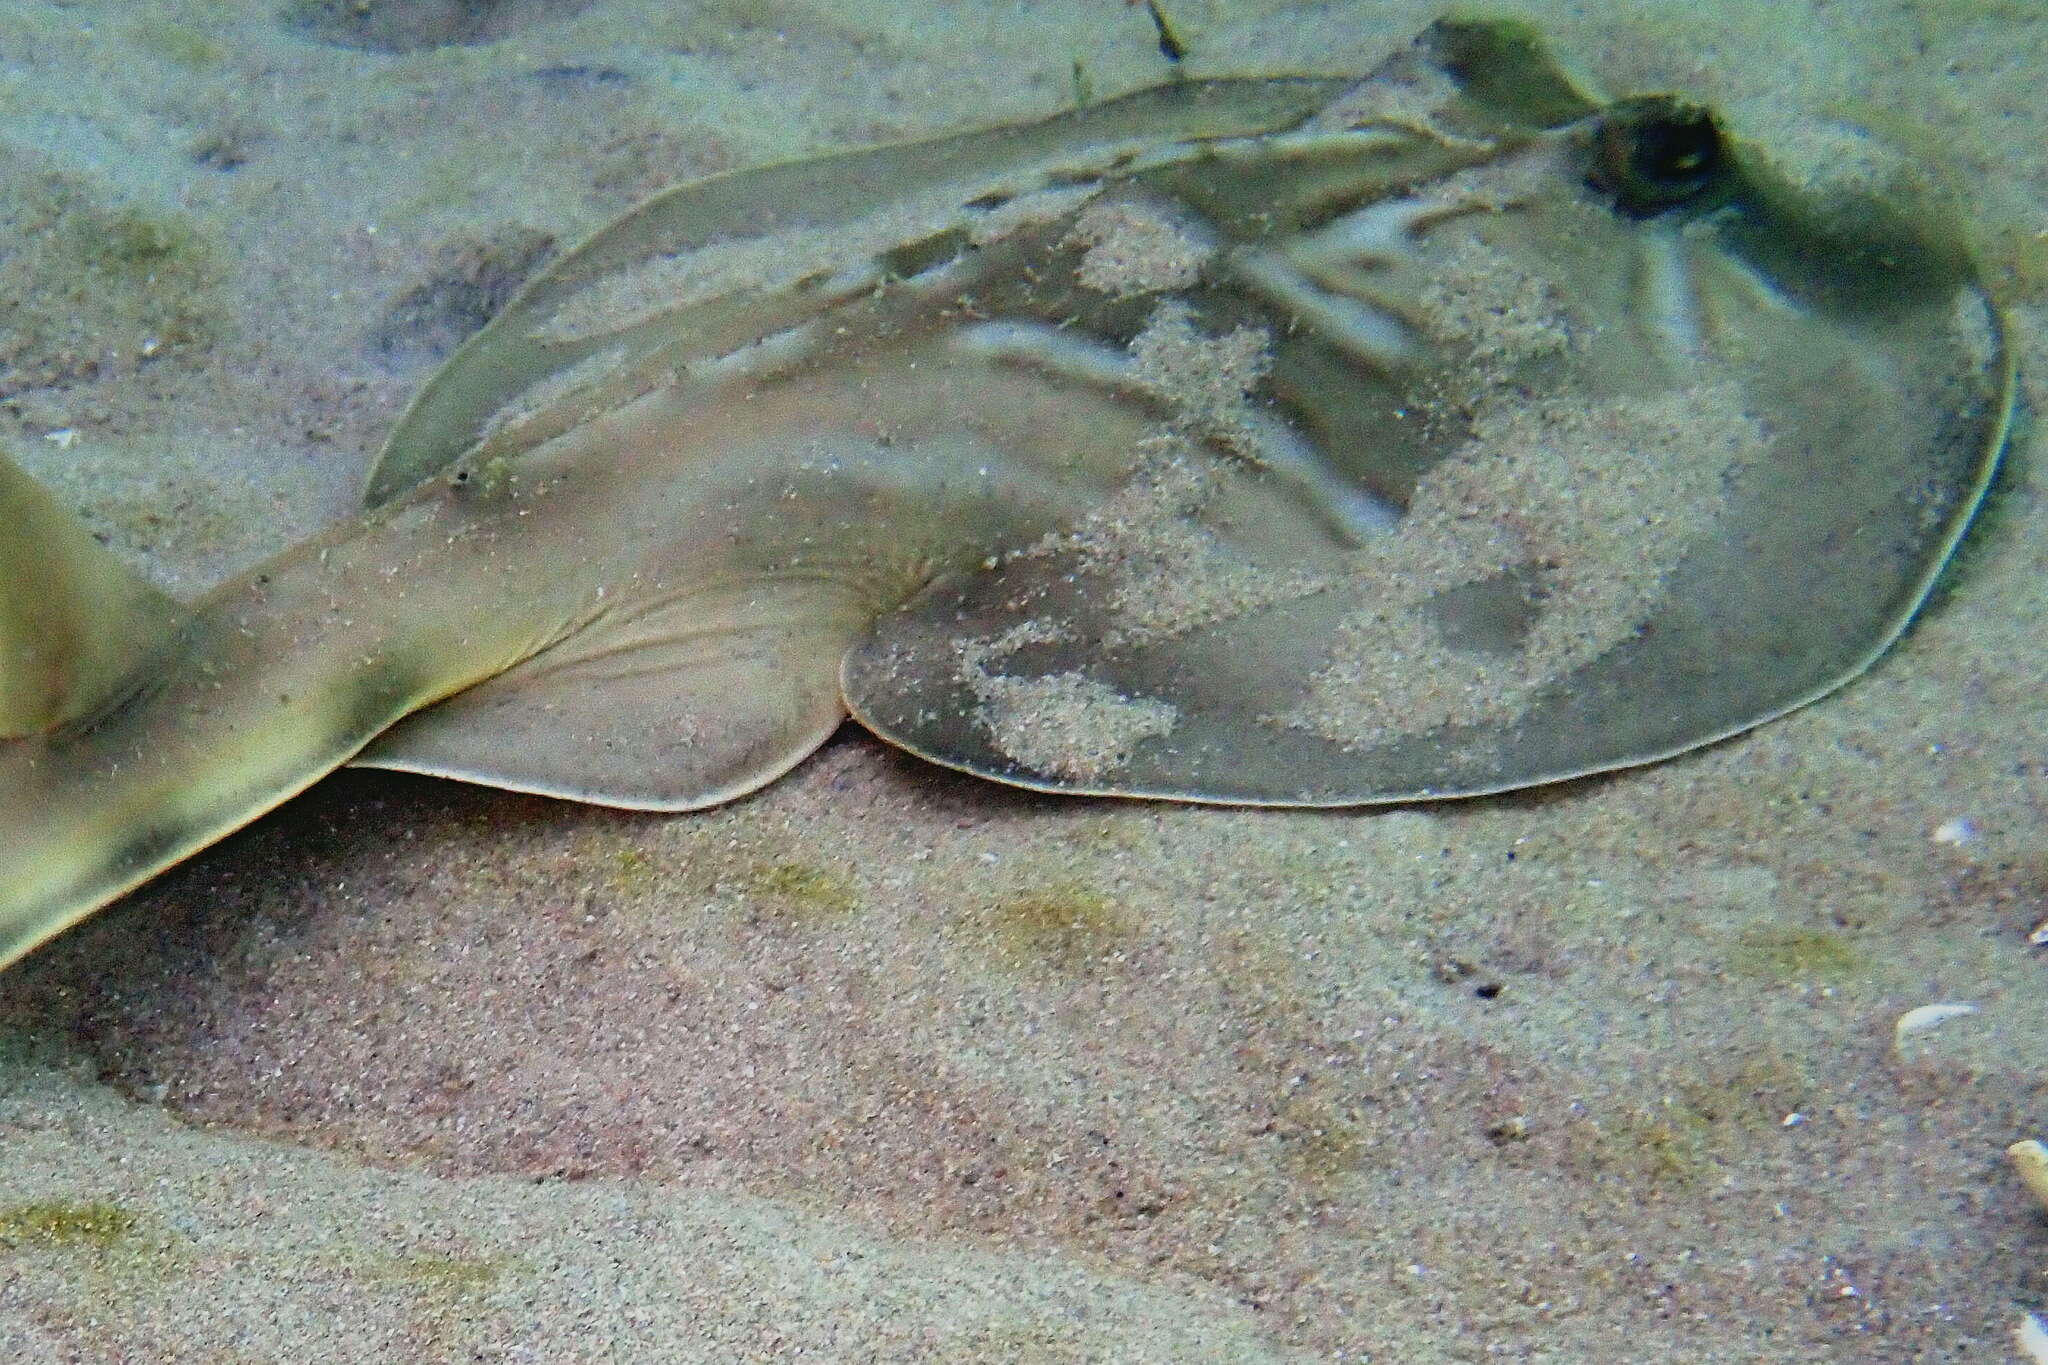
[0,21,2013,971]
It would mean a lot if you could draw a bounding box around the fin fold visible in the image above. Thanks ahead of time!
[350,575,865,809]
[0,445,184,737]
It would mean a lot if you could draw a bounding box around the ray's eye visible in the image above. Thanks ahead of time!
[1589,96,1728,218]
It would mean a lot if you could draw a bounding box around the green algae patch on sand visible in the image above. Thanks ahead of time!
[1563,1051,1816,1190]
[61,202,224,356]
[604,841,660,898]
[0,1200,139,1250]
[738,859,861,921]
[0,168,228,394]
[356,1251,513,1298]
[983,884,1136,973]
[1728,926,1866,986]
[126,18,226,72]
[1265,1091,1368,1185]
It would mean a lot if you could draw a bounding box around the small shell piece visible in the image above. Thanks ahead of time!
[1891,1001,1978,1053]
[2016,1311,2048,1365]
[1930,815,1976,846]
[2010,1139,2048,1214]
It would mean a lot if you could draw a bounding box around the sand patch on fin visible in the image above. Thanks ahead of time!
[1127,302,1274,447]
[968,667,1179,786]
[1416,230,1578,370]
[948,622,1179,784]
[1277,379,1766,751]
[1024,432,1334,650]
[1066,193,1214,297]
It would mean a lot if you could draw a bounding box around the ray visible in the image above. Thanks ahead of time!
[0,19,2012,972]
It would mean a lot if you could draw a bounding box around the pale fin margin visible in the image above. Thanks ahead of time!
[0,445,184,737]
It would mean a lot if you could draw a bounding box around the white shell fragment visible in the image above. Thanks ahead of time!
[1890,1001,1980,1052]
[2009,1139,2048,1214]
[1930,816,1977,846]
[2017,1311,2048,1365]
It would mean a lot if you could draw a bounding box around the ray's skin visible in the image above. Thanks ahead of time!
[0,21,2011,971]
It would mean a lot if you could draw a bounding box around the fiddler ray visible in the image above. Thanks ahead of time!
[0,20,2013,971]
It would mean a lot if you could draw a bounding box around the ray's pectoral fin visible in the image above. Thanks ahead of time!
[0,444,185,738]
[350,575,867,810]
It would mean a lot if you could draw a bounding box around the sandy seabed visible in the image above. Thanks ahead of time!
[1,2,2045,1361]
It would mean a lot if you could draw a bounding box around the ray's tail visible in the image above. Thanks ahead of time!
[0,442,545,971]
